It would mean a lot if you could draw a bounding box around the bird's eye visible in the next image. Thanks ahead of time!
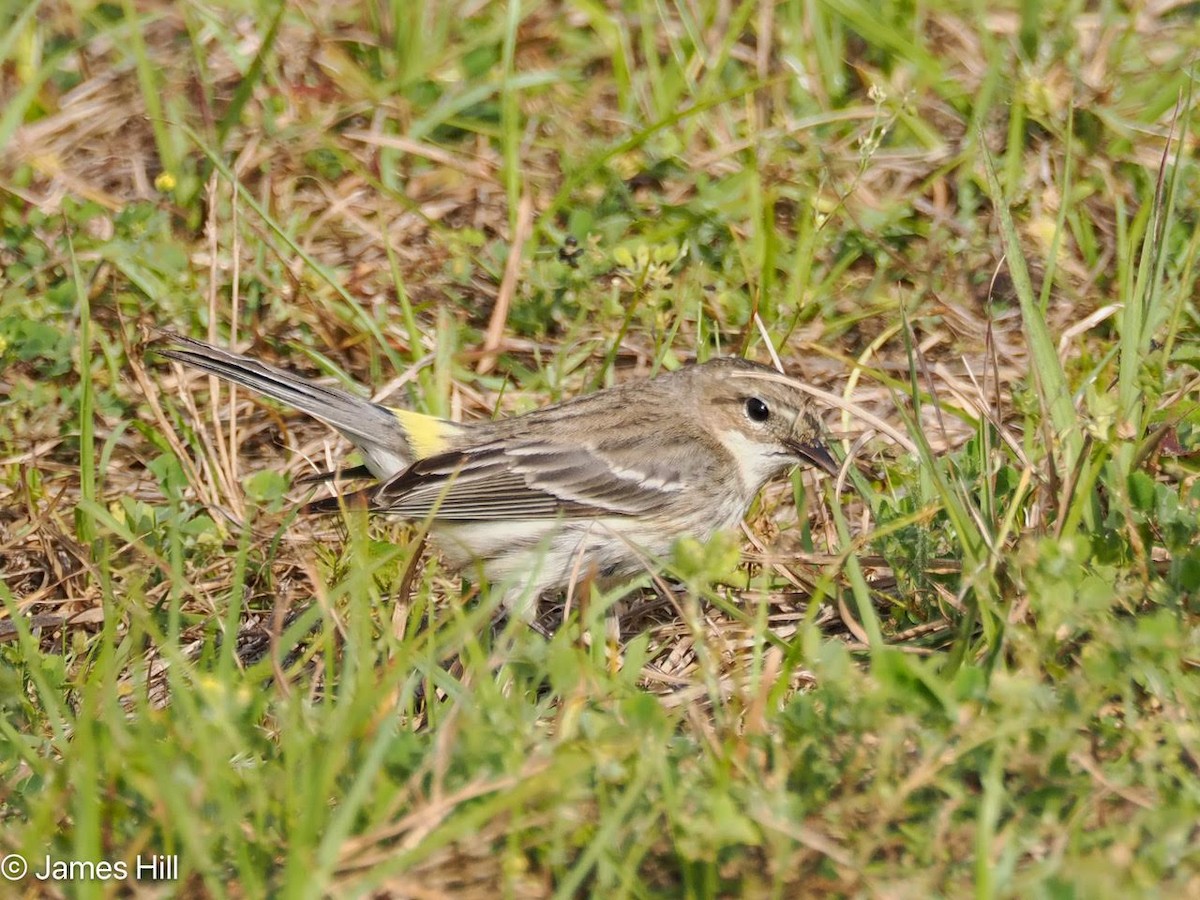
[745,397,770,422]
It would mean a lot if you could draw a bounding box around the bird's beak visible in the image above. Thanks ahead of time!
[789,440,840,478]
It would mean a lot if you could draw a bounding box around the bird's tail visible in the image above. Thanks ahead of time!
[153,333,423,477]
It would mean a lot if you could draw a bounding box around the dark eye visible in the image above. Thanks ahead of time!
[745,397,770,422]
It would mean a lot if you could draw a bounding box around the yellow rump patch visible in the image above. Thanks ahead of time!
[391,409,454,460]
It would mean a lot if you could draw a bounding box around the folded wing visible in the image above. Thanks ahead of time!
[368,440,686,521]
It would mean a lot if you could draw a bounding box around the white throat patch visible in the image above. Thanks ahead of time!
[716,427,791,492]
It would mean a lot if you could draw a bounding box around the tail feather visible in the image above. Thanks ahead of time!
[304,487,374,515]
[154,333,412,475]
[294,464,377,485]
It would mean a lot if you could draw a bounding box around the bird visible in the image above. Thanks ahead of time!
[154,334,837,612]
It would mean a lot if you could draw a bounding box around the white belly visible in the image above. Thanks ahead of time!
[429,493,749,614]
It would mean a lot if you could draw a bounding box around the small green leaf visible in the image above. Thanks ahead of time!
[243,469,289,505]
[1128,471,1155,512]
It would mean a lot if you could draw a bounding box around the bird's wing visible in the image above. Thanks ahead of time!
[370,440,688,521]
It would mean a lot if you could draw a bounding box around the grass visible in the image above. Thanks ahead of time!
[2,0,1199,896]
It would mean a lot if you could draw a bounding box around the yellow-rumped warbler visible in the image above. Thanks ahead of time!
[155,334,836,607]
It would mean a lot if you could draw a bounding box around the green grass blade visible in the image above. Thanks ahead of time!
[981,142,1081,469]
